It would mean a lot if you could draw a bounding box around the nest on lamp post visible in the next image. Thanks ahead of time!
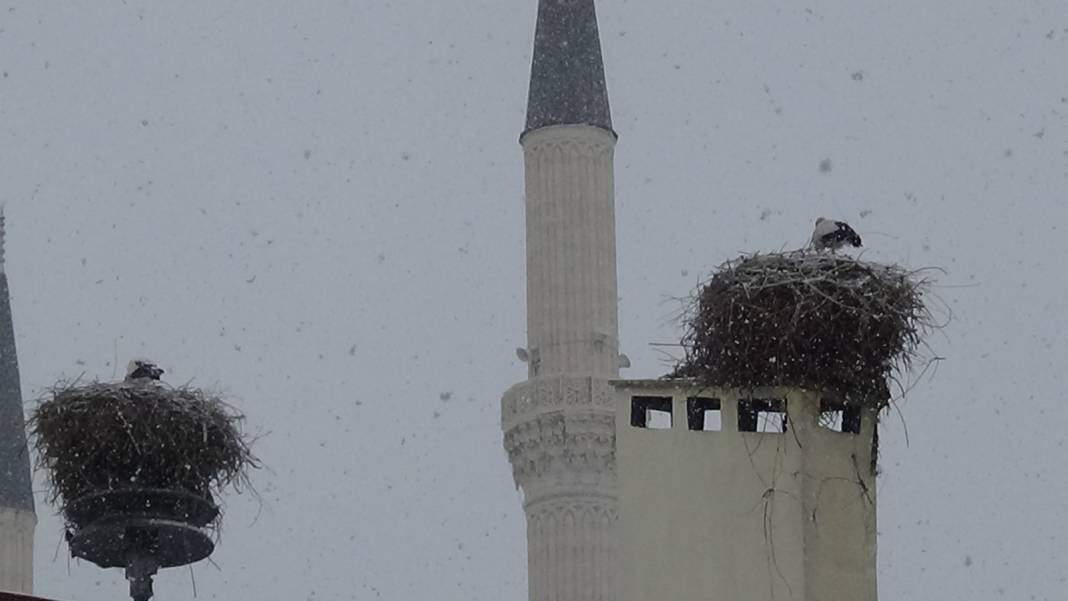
[672,250,937,411]
[29,380,257,600]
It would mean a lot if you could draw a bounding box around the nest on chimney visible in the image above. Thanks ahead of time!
[672,250,939,410]
[29,381,257,527]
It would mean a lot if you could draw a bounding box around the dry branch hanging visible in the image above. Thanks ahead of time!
[29,381,257,527]
[673,250,934,408]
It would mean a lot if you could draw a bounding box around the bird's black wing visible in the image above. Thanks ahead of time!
[830,221,863,247]
[129,365,164,380]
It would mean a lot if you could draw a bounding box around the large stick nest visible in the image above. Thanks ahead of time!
[673,250,935,408]
[29,381,257,522]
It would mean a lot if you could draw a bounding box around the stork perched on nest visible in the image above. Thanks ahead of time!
[125,358,164,382]
[811,217,862,251]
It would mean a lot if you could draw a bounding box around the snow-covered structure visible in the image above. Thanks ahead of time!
[500,1,620,599]
[0,211,35,594]
[501,2,881,600]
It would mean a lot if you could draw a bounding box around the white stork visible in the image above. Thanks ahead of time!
[811,217,863,251]
[125,358,164,382]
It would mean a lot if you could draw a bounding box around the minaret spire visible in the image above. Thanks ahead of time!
[519,0,620,378]
[525,0,613,135]
[0,209,35,594]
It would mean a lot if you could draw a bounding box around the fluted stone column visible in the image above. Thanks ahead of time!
[508,115,622,601]
[505,122,621,601]
[0,508,35,593]
[522,125,619,379]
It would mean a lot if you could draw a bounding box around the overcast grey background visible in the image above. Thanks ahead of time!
[1,1,1066,599]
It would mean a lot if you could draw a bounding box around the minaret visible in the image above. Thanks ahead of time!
[502,2,620,600]
[0,209,35,594]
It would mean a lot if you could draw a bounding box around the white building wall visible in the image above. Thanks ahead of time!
[0,507,34,594]
[614,382,878,601]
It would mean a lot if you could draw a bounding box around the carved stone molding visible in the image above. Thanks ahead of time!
[503,411,615,501]
[521,124,616,159]
[501,376,617,506]
[501,375,615,431]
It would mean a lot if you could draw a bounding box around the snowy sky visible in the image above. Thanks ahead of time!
[2,1,1066,599]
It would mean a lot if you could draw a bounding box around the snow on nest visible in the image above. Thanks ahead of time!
[672,250,937,408]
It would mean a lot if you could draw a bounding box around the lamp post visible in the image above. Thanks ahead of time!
[65,489,219,601]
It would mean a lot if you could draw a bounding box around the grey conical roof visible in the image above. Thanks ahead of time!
[0,234,32,512]
[524,0,613,135]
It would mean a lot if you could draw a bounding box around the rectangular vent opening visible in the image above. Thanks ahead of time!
[738,398,787,433]
[687,397,722,431]
[631,396,673,429]
[819,400,862,434]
